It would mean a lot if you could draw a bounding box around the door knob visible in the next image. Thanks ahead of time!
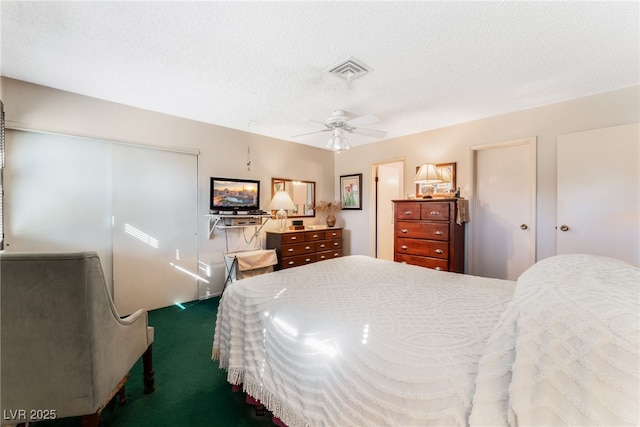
[560,225,569,232]
[520,224,528,230]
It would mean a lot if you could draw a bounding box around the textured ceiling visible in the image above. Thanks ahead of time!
[1,1,638,150]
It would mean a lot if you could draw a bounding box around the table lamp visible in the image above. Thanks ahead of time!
[268,191,296,231]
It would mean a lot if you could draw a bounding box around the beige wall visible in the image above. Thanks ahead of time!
[335,86,640,261]
[3,77,638,278]
[1,77,336,292]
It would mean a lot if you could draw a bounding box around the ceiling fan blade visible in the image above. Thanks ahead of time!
[346,114,380,128]
[308,119,330,126]
[291,128,331,138]
[350,127,388,138]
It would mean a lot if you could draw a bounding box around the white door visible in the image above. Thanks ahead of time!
[471,138,536,280]
[557,123,639,265]
[374,161,403,260]
[112,144,199,314]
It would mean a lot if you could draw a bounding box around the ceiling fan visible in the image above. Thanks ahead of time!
[292,110,388,151]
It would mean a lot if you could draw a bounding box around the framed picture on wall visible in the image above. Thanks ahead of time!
[340,173,362,210]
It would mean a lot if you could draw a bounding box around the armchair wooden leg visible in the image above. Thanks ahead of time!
[81,413,100,427]
[143,344,155,394]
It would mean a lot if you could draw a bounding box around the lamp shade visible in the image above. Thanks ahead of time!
[268,191,295,211]
[268,191,295,231]
[414,163,443,183]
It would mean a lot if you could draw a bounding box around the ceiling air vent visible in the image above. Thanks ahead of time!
[327,57,370,81]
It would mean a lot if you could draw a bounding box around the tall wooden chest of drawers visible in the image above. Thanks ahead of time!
[392,199,465,273]
[266,228,343,270]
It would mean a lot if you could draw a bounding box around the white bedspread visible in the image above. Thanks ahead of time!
[470,254,640,426]
[213,255,515,426]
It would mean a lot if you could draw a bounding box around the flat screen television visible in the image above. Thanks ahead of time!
[210,177,261,212]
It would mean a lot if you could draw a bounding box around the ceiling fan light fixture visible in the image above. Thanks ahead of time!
[327,128,351,152]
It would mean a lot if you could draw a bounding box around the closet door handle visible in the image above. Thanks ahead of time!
[559,225,569,232]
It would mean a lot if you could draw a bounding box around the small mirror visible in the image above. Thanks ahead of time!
[415,162,457,197]
[271,178,316,217]
[434,162,456,195]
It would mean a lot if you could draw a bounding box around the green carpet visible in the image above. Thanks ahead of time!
[34,297,274,427]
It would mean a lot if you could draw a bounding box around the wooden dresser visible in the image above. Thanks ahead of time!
[392,199,465,273]
[266,228,343,270]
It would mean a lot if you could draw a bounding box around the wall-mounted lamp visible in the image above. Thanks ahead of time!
[268,191,296,231]
[414,163,443,198]
[326,128,351,152]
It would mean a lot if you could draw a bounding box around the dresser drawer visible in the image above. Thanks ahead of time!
[395,202,421,220]
[315,239,342,252]
[316,249,342,261]
[305,231,326,241]
[325,229,342,239]
[396,237,449,259]
[281,254,316,269]
[282,242,316,257]
[395,221,449,241]
[420,202,450,221]
[282,233,305,244]
[394,253,448,271]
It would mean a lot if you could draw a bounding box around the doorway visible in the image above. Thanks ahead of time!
[470,137,536,280]
[372,160,404,260]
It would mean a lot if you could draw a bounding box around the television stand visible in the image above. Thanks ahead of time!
[206,214,272,249]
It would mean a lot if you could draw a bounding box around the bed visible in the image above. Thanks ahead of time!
[212,254,639,426]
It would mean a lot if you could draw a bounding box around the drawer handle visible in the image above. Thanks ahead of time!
[403,210,413,215]
[401,245,408,250]
[291,236,297,240]
[320,244,326,248]
[305,258,311,262]
[333,242,339,246]
[430,211,440,216]
[320,255,326,259]
[334,252,339,256]
[401,229,408,233]
[287,248,294,252]
[288,261,295,265]
[435,231,443,235]
[330,232,337,236]
[305,246,311,250]
[312,234,318,238]
[435,267,442,271]
[434,249,443,254]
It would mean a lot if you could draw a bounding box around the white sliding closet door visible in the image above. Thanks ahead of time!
[5,129,199,314]
[4,130,114,283]
[112,144,198,314]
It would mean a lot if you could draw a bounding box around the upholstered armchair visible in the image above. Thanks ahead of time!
[0,252,155,426]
